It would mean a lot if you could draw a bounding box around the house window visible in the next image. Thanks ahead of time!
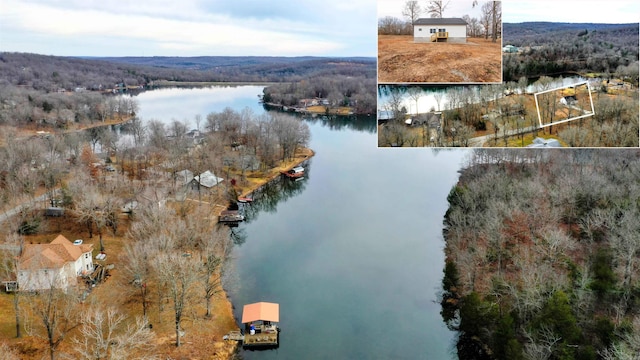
[430,29,436,33]
[418,28,422,31]
[439,28,446,32]
[85,254,89,259]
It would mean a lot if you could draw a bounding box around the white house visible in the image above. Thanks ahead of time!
[413,18,467,43]
[503,45,518,53]
[560,95,577,106]
[17,235,93,291]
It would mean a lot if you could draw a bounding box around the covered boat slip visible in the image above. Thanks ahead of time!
[243,328,278,347]
[241,302,280,348]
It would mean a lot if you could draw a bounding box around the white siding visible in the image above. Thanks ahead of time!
[414,25,467,39]
[18,267,67,291]
[414,26,430,38]
[447,25,467,38]
[81,251,93,275]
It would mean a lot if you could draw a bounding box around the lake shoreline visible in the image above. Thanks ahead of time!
[214,147,315,359]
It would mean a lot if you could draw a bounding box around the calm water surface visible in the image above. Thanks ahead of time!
[135,85,266,124]
[135,86,468,359]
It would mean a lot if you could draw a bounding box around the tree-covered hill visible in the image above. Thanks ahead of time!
[441,149,640,359]
[502,22,639,82]
[504,22,637,45]
[0,52,376,92]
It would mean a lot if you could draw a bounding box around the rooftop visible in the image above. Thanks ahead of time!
[414,18,467,26]
[242,302,280,323]
[20,235,93,270]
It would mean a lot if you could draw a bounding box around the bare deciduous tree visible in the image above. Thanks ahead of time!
[152,252,199,347]
[402,0,422,25]
[69,306,156,360]
[426,0,451,18]
[25,285,80,360]
[0,233,24,338]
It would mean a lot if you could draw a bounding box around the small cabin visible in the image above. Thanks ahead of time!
[45,207,65,217]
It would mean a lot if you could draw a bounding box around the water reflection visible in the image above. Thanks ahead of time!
[301,114,376,133]
[239,159,312,224]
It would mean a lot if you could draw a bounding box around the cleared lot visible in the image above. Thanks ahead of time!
[378,35,502,83]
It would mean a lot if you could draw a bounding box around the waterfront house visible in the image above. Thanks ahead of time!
[190,170,224,190]
[17,235,93,291]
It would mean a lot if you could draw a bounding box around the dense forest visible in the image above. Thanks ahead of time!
[0,84,138,128]
[261,74,377,115]
[441,149,640,359]
[0,52,376,91]
[502,22,639,83]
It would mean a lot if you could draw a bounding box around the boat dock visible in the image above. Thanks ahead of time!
[243,324,279,346]
[224,301,280,349]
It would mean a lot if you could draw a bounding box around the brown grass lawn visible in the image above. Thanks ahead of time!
[378,35,502,83]
[0,147,314,359]
[0,216,238,359]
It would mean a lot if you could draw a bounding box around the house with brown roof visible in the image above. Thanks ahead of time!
[17,235,93,291]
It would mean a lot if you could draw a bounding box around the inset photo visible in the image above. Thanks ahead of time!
[378,0,502,83]
[501,0,639,147]
[377,81,639,148]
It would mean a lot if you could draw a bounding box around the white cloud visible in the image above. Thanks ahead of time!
[503,0,640,23]
[0,0,373,56]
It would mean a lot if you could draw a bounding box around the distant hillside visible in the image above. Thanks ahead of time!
[502,22,638,82]
[89,56,374,70]
[0,52,376,91]
[503,22,638,47]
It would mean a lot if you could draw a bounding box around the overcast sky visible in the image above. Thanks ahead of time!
[378,0,639,24]
[503,0,639,23]
[378,0,484,21]
[0,0,377,57]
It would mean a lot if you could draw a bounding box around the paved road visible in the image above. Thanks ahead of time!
[0,190,58,225]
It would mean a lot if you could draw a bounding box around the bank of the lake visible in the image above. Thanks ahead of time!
[133,85,461,359]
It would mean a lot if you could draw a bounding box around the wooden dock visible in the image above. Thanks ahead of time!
[223,325,279,348]
[243,331,278,347]
[223,330,244,341]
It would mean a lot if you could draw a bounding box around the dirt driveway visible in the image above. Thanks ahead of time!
[378,35,502,83]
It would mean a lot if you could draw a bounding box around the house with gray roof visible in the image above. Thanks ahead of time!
[191,170,224,190]
[413,18,467,43]
[527,137,563,148]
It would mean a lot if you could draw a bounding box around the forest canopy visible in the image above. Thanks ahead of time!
[441,149,640,359]
[0,52,376,91]
[503,22,639,83]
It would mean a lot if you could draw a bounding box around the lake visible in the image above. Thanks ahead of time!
[134,85,267,125]
[378,75,590,117]
[134,86,469,359]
